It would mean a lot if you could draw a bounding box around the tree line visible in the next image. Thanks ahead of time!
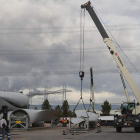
[41,99,76,117]
[40,99,112,117]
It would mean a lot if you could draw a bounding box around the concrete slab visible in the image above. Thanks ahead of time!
[8,124,140,140]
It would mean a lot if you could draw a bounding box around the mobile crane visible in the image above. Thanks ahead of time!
[81,1,140,132]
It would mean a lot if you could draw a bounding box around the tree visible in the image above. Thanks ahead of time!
[61,100,69,117]
[34,106,38,110]
[41,99,52,110]
[101,100,111,116]
[68,110,76,117]
[54,105,62,117]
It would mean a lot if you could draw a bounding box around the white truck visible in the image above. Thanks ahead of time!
[81,1,140,132]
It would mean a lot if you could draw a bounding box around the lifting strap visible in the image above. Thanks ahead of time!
[72,78,89,118]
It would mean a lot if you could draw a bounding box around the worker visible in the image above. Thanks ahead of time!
[96,120,101,133]
[5,120,9,135]
[1,117,7,139]
[62,118,64,127]
[63,119,66,127]
[65,118,68,127]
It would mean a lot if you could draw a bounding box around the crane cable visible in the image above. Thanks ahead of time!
[82,8,85,72]
[80,8,82,71]
[73,9,89,118]
[80,8,85,72]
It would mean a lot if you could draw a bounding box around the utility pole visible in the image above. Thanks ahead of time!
[44,86,48,100]
[90,67,95,112]
[62,84,66,104]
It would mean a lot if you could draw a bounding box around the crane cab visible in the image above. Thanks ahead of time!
[121,102,136,115]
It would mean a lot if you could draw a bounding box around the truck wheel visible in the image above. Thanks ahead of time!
[135,127,140,133]
[116,127,122,132]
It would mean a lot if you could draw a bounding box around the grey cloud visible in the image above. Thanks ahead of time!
[0,0,139,104]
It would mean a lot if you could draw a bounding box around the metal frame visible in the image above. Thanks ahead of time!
[9,115,28,130]
[69,118,89,133]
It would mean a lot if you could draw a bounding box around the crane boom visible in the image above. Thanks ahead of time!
[118,66,130,102]
[81,1,140,103]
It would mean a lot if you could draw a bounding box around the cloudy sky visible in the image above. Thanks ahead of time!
[0,0,140,106]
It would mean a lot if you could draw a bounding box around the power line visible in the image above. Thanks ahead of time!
[0,24,140,30]
[0,0,140,5]
[0,68,140,77]
[0,25,140,34]
[0,45,139,52]
[0,48,139,55]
